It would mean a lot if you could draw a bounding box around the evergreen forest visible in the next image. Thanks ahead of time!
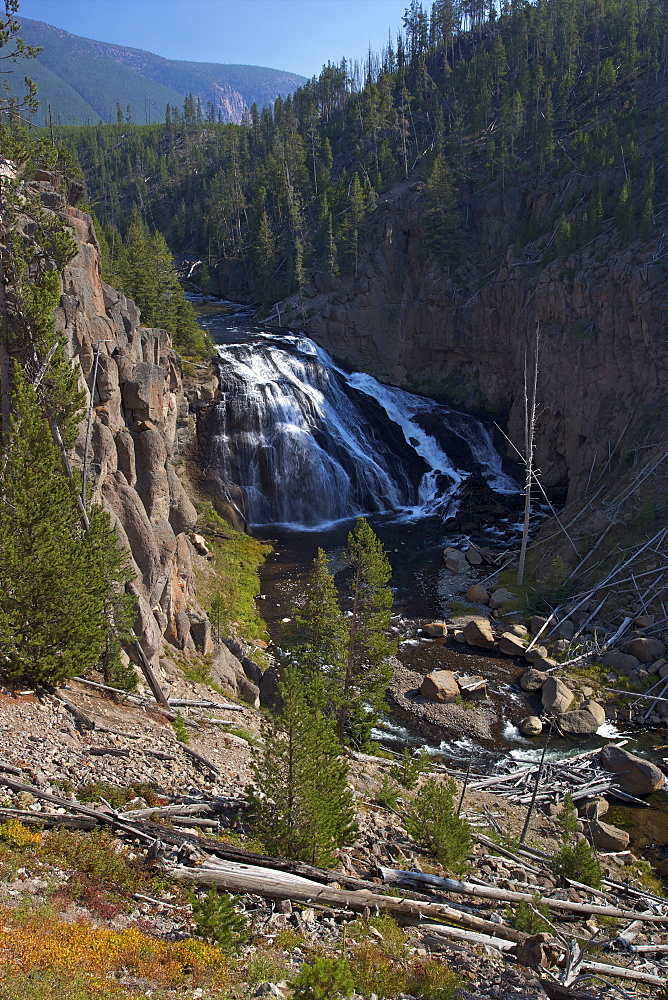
[54,0,668,307]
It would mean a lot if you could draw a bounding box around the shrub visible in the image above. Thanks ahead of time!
[374,776,399,810]
[291,956,355,1000]
[409,958,461,1000]
[405,777,472,874]
[0,819,42,848]
[191,889,247,953]
[507,897,552,934]
[170,710,190,743]
[551,839,603,888]
[390,747,431,789]
[550,792,602,889]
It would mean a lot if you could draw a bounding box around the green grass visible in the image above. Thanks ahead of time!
[194,502,271,646]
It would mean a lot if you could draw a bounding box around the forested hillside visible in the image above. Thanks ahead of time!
[59,0,668,305]
[12,17,306,126]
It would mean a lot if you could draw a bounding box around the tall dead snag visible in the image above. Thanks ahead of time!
[517,325,540,587]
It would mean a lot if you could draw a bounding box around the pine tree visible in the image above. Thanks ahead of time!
[0,373,134,685]
[336,518,397,746]
[247,667,356,866]
[293,548,348,709]
[421,152,460,266]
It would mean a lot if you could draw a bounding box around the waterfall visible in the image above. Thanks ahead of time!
[205,321,515,529]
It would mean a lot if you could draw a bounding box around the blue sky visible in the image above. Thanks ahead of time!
[18,0,411,78]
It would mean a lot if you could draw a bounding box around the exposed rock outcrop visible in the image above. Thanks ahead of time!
[31,172,211,676]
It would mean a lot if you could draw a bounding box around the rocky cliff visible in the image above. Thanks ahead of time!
[35,171,215,675]
[279,179,668,506]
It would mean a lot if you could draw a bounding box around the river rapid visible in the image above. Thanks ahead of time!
[199,300,668,869]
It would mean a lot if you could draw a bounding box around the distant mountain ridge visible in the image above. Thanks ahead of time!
[13,17,306,125]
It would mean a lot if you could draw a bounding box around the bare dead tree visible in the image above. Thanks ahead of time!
[517,325,540,586]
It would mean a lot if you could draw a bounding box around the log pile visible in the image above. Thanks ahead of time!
[1,769,666,992]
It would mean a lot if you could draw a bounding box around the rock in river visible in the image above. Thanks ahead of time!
[499,631,528,656]
[558,709,601,736]
[541,677,574,714]
[463,617,495,649]
[588,819,630,852]
[599,745,665,795]
[420,670,460,703]
[519,715,543,736]
[520,668,547,692]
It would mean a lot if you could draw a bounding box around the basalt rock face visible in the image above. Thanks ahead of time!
[40,173,207,672]
[280,179,668,504]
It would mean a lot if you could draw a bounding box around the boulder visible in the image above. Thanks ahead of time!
[453,629,466,643]
[241,656,263,687]
[458,675,487,700]
[420,670,460,703]
[489,587,516,610]
[553,619,575,641]
[211,643,245,697]
[588,820,630,852]
[515,933,562,971]
[531,654,558,671]
[463,618,495,649]
[508,624,529,638]
[578,798,609,820]
[623,637,667,663]
[524,645,549,664]
[520,668,548,692]
[599,745,666,795]
[499,632,528,657]
[259,666,282,711]
[189,615,213,655]
[519,716,543,736]
[541,677,574,714]
[559,709,601,736]
[191,532,210,556]
[464,547,483,566]
[423,622,448,637]
[602,651,640,675]
[443,547,468,573]
[530,615,548,636]
[465,583,490,605]
[237,674,260,710]
[580,700,606,726]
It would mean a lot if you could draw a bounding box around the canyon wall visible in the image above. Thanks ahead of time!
[279,179,668,503]
[34,172,213,673]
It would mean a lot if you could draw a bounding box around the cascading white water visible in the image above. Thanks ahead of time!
[206,322,515,528]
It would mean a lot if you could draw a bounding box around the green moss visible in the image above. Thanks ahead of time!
[194,502,271,646]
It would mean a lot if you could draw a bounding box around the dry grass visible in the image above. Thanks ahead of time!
[0,905,230,999]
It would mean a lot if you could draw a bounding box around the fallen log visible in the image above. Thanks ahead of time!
[0,759,22,776]
[0,807,96,830]
[0,775,156,842]
[175,740,221,776]
[169,859,525,942]
[413,921,516,952]
[168,698,242,712]
[377,867,668,923]
[577,958,665,986]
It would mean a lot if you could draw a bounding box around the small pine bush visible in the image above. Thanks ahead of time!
[390,747,431,789]
[374,776,399,810]
[291,956,354,1000]
[550,793,603,889]
[170,711,190,743]
[551,839,603,889]
[507,896,552,934]
[191,889,247,953]
[405,777,472,874]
